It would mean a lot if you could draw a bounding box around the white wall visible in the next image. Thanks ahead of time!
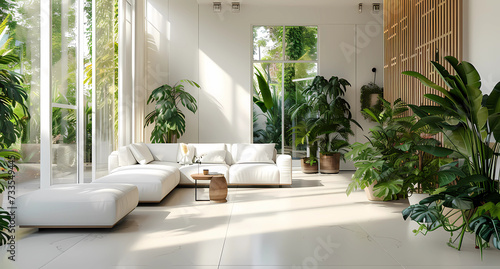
[463,0,500,94]
[141,0,384,169]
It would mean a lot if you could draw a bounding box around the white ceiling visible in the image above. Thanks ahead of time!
[197,0,376,8]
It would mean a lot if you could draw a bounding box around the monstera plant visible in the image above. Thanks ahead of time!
[0,15,29,245]
[401,56,500,258]
[145,80,200,143]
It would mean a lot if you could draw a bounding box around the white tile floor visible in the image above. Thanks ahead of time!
[2,171,500,268]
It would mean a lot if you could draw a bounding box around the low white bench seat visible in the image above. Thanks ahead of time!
[93,169,180,203]
[17,184,139,228]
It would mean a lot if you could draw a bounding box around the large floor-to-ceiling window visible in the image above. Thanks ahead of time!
[4,0,41,195]
[3,0,122,198]
[252,26,318,158]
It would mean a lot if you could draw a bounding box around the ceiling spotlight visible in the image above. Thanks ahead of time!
[213,2,221,13]
[232,2,240,13]
[373,3,381,12]
[358,3,363,13]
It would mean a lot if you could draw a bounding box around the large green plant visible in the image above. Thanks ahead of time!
[253,66,282,150]
[307,76,359,156]
[0,15,29,246]
[346,98,445,200]
[401,56,500,257]
[290,76,358,157]
[145,80,200,143]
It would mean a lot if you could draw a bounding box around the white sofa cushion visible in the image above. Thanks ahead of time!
[118,146,137,166]
[229,163,279,184]
[192,143,226,159]
[110,161,180,174]
[146,143,179,162]
[17,184,139,227]
[232,143,275,164]
[200,149,226,164]
[129,143,154,165]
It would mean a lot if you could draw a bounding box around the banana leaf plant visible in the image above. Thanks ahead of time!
[401,56,500,257]
[253,66,273,113]
[145,80,200,143]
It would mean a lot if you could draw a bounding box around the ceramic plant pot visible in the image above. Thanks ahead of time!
[364,181,385,201]
[301,158,318,174]
[319,153,340,174]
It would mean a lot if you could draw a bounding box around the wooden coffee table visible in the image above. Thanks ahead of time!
[191,173,228,203]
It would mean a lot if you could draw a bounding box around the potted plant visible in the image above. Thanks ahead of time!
[360,68,383,121]
[145,80,200,143]
[0,19,29,245]
[401,56,500,257]
[346,98,444,201]
[291,75,359,174]
[291,119,321,173]
[360,83,383,120]
[318,134,350,174]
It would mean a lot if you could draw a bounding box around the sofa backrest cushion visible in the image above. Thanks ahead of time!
[146,143,179,162]
[191,143,227,164]
[129,143,154,165]
[231,143,275,164]
[200,149,226,164]
[118,146,137,166]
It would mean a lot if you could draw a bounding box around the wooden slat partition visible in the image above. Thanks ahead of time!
[383,0,462,107]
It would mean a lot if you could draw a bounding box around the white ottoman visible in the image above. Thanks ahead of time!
[17,184,139,228]
[93,169,179,203]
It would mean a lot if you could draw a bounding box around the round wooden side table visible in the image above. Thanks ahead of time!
[191,173,228,203]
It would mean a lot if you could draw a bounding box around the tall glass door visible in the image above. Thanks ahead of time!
[51,0,79,185]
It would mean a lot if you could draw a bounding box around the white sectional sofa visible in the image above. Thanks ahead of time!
[99,143,292,202]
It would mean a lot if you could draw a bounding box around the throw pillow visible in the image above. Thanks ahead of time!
[129,143,154,165]
[199,150,227,164]
[232,143,275,164]
[176,144,195,163]
[118,146,137,166]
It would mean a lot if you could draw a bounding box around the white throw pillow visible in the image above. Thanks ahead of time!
[176,144,195,163]
[146,143,179,162]
[118,146,137,166]
[232,143,275,164]
[200,150,227,164]
[129,143,154,165]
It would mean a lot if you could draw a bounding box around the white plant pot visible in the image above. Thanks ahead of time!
[408,193,430,205]
[364,181,385,201]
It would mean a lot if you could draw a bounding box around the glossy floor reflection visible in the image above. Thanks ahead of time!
[2,171,500,268]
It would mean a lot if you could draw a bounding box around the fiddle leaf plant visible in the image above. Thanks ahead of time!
[145,80,200,143]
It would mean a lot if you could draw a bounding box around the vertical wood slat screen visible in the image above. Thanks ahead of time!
[383,0,462,106]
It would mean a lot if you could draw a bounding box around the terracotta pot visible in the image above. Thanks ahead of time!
[319,153,340,174]
[301,158,318,174]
